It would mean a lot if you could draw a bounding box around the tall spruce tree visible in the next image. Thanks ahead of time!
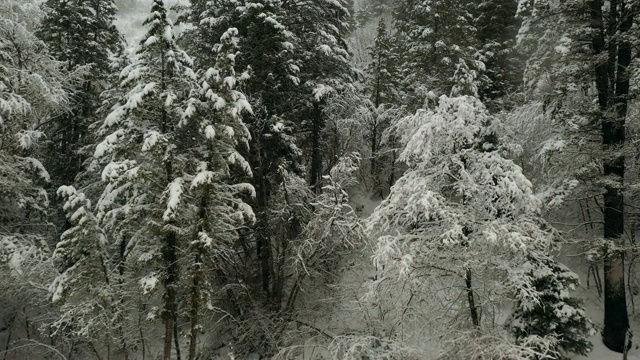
[392,0,485,108]
[36,0,122,190]
[365,18,399,195]
[91,2,255,359]
[92,1,197,358]
[179,0,353,306]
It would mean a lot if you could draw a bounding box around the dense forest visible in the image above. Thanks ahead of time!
[1,0,640,359]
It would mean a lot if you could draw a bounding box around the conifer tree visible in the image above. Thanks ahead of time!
[365,18,399,195]
[508,252,594,359]
[356,0,391,25]
[91,2,254,359]
[392,0,485,108]
[179,27,254,360]
[473,0,522,101]
[179,0,353,304]
[92,1,197,358]
[37,0,122,188]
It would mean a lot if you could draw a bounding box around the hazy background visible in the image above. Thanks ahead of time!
[114,0,187,44]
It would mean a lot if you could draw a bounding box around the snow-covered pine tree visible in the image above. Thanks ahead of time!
[38,0,121,74]
[92,1,198,358]
[508,251,593,359]
[368,95,592,358]
[178,26,255,360]
[356,0,391,26]
[92,2,255,359]
[49,186,131,357]
[178,0,352,312]
[472,0,522,102]
[365,18,400,195]
[178,0,308,305]
[291,0,353,192]
[392,0,485,108]
[37,0,123,231]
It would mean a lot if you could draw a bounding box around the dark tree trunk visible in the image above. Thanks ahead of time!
[465,269,479,328]
[162,232,179,360]
[188,272,199,360]
[174,314,181,360]
[310,102,324,193]
[590,0,632,352]
[254,139,272,298]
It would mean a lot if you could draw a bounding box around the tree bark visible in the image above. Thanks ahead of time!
[465,269,480,328]
[310,102,324,193]
[188,272,199,360]
[162,233,178,360]
[590,0,631,352]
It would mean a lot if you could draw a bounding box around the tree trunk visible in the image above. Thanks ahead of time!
[174,314,181,360]
[590,0,631,352]
[162,233,178,360]
[465,269,480,327]
[310,102,324,193]
[254,139,272,298]
[188,274,199,360]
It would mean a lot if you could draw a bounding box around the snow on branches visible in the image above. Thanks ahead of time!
[367,95,592,358]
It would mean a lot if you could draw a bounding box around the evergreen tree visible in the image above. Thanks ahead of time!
[365,18,399,195]
[92,1,198,358]
[356,0,391,25]
[392,0,485,108]
[179,26,255,360]
[179,0,353,304]
[91,2,254,359]
[508,252,594,359]
[50,186,131,357]
[36,0,122,189]
[473,0,522,101]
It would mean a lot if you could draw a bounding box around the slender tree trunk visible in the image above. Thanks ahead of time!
[188,274,199,360]
[138,295,147,360]
[189,192,209,360]
[465,269,480,327]
[162,233,178,360]
[310,102,324,193]
[3,315,14,360]
[163,313,173,360]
